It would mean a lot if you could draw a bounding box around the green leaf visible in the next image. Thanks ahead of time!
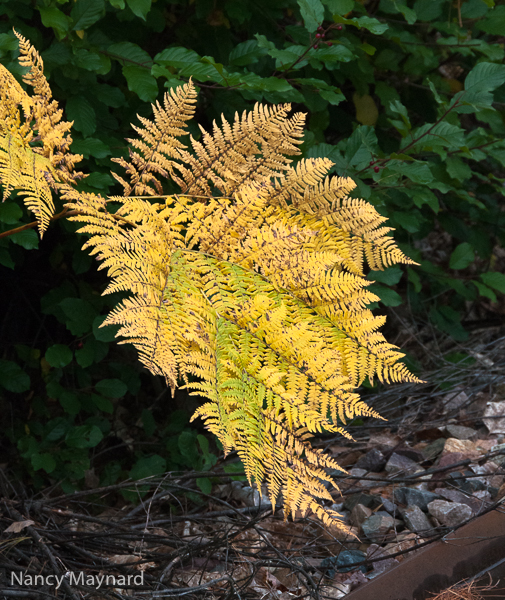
[71,0,105,30]
[83,172,115,191]
[445,157,472,182]
[450,243,475,270]
[196,477,212,494]
[74,48,108,73]
[312,44,354,65]
[45,418,69,442]
[45,344,73,368]
[380,0,416,23]
[412,188,439,212]
[401,122,465,154]
[344,126,379,169]
[154,47,200,69]
[413,0,443,20]
[197,434,210,456]
[229,40,265,66]
[178,431,200,467]
[71,137,111,159]
[75,338,108,368]
[130,455,166,480]
[11,229,38,250]
[66,96,96,137]
[126,0,151,19]
[59,298,98,336]
[393,211,423,233]
[457,62,505,111]
[75,342,94,369]
[0,202,22,224]
[32,453,56,473]
[319,88,345,105]
[0,33,19,52]
[122,65,158,102]
[323,0,354,13]
[92,315,120,342]
[360,42,376,56]
[472,281,497,302]
[109,0,125,8]
[65,425,103,448]
[257,78,295,93]
[39,7,72,38]
[332,14,388,35]
[407,268,422,293]
[430,306,468,341]
[461,0,490,18]
[95,379,128,398]
[92,394,114,414]
[398,3,417,23]
[480,271,505,294]
[476,4,505,34]
[93,84,126,107]
[223,462,247,481]
[298,0,325,32]
[388,100,411,135]
[59,390,81,415]
[255,34,276,52]
[0,359,30,393]
[368,284,403,307]
[142,409,156,437]
[389,161,433,184]
[108,42,152,66]
[42,42,72,69]
[367,266,403,285]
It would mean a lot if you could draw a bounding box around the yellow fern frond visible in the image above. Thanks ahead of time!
[112,81,198,196]
[176,103,305,198]
[0,134,55,236]
[1,36,423,532]
[0,63,33,144]
[13,31,82,187]
[0,33,82,236]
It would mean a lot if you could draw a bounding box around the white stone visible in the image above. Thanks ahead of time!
[427,500,472,527]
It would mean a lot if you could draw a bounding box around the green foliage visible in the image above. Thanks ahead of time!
[1,0,504,496]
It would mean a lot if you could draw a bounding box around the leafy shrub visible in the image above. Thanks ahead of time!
[0,0,504,506]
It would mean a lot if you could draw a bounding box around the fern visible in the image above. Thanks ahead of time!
[0,35,422,532]
[0,31,82,236]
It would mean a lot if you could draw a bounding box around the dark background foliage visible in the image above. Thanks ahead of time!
[1,0,504,498]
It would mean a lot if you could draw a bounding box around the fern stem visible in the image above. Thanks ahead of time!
[0,208,136,239]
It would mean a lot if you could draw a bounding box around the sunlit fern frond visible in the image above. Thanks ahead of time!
[175,103,305,198]
[111,81,198,196]
[66,80,422,527]
[13,31,82,186]
[2,37,423,530]
[0,62,33,144]
[0,134,55,236]
[0,33,81,236]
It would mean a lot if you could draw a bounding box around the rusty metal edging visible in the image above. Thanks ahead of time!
[343,506,505,600]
